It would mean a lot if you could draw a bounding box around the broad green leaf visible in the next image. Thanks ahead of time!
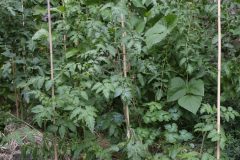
[32,29,48,40]
[231,26,240,36]
[131,0,145,8]
[1,50,15,58]
[106,45,116,56]
[114,87,123,97]
[179,130,193,141]
[45,80,53,91]
[212,35,218,44]
[136,21,146,33]
[164,14,177,28]
[178,95,202,114]
[202,153,215,160]
[70,108,81,120]
[156,89,163,101]
[137,74,145,86]
[103,89,110,99]
[67,123,77,132]
[203,124,214,132]
[188,79,204,96]
[78,106,97,133]
[220,131,226,149]
[121,88,132,104]
[80,91,88,100]
[36,77,45,89]
[127,141,148,160]
[31,105,44,114]
[59,126,66,138]
[207,129,217,138]
[92,82,102,90]
[33,6,46,15]
[48,125,58,132]
[167,77,186,102]
[145,23,168,48]
[164,123,178,132]
[66,48,79,59]
[164,133,179,143]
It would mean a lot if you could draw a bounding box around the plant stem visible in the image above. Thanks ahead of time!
[200,131,207,156]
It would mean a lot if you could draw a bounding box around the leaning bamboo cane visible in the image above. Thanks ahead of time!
[217,0,222,159]
[120,13,131,139]
[47,0,58,159]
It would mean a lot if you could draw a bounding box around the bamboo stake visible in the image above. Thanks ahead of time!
[21,0,25,27]
[20,0,25,119]
[62,0,67,52]
[47,0,58,159]
[120,13,131,139]
[47,0,55,97]
[217,0,222,159]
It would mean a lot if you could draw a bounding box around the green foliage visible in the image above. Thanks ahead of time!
[167,77,204,114]
[0,0,240,159]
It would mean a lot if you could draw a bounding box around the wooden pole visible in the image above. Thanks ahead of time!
[120,13,131,139]
[21,0,25,27]
[21,0,26,119]
[47,0,58,159]
[217,0,222,159]
[47,0,55,98]
[62,0,67,52]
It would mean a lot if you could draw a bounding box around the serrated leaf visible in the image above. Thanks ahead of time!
[106,45,116,56]
[70,108,81,119]
[179,130,193,141]
[31,105,44,113]
[45,80,53,91]
[59,126,66,139]
[156,89,163,100]
[164,123,178,132]
[211,135,220,142]
[137,74,145,86]
[207,129,217,138]
[164,133,179,143]
[80,91,88,100]
[178,95,202,114]
[103,89,110,99]
[36,77,45,89]
[1,50,15,58]
[92,82,102,91]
